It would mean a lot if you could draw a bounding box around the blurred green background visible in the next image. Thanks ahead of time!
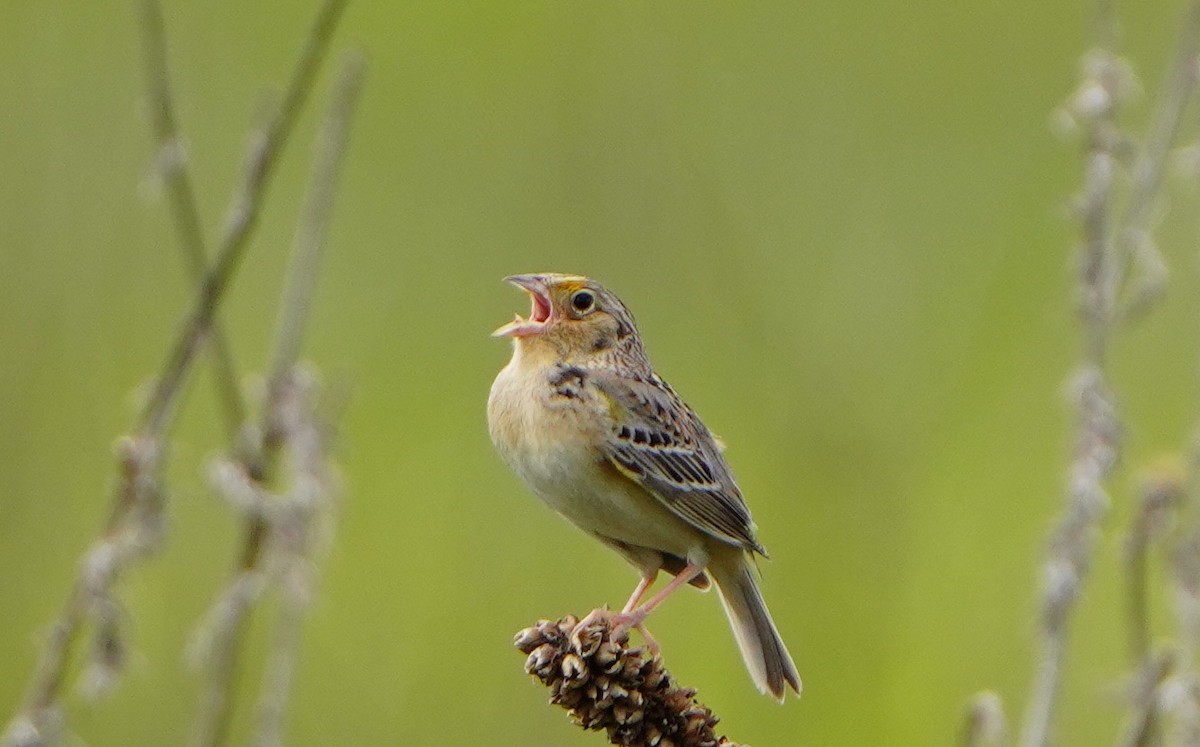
[2,1,1197,744]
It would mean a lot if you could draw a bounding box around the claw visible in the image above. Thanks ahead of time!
[570,605,661,655]
[569,607,611,651]
[608,608,652,646]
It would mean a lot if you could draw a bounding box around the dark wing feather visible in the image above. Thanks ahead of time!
[591,369,766,555]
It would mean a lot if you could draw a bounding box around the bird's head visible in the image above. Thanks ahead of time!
[493,273,642,362]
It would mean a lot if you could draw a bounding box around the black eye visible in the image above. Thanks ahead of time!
[571,290,595,313]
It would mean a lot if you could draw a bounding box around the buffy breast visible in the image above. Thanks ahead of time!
[488,360,605,496]
[487,358,699,558]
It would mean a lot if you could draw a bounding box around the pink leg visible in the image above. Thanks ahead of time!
[622,574,657,614]
[634,563,706,617]
[612,563,706,643]
[569,573,658,648]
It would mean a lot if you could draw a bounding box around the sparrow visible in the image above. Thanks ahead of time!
[487,273,801,700]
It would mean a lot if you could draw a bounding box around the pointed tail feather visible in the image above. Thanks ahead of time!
[711,555,801,701]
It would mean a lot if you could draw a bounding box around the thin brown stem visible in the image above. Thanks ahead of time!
[1118,0,1200,318]
[2,4,349,744]
[135,0,349,439]
[190,50,364,747]
[5,435,165,745]
[1127,470,1185,664]
[139,0,246,439]
[1118,650,1174,747]
[1021,4,1124,745]
[268,54,364,386]
[1164,435,1200,744]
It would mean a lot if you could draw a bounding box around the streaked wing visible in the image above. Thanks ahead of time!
[590,368,765,555]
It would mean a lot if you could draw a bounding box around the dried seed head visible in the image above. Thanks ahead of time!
[594,640,620,666]
[525,643,559,677]
[514,613,745,747]
[514,626,547,653]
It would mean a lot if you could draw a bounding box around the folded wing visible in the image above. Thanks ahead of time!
[590,369,766,556]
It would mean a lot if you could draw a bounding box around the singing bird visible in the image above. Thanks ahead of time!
[487,273,801,700]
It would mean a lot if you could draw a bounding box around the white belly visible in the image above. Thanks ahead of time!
[487,358,699,557]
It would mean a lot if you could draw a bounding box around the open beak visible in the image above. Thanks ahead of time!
[492,274,555,337]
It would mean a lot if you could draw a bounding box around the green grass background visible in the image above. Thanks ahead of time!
[1,1,1197,744]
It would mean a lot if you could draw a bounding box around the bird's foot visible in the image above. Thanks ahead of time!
[569,607,612,651]
[609,608,660,655]
[569,607,661,655]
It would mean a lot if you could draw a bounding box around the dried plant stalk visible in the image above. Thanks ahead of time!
[1,3,350,745]
[1118,649,1174,747]
[1126,467,1185,662]
[140,0,246,439]
[1013,1,1200,745]
[136,0,349,439]
[189,46,364,747]
[1165,440,1200,745]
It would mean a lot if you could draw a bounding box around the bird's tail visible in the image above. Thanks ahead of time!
[710,554,801,701]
